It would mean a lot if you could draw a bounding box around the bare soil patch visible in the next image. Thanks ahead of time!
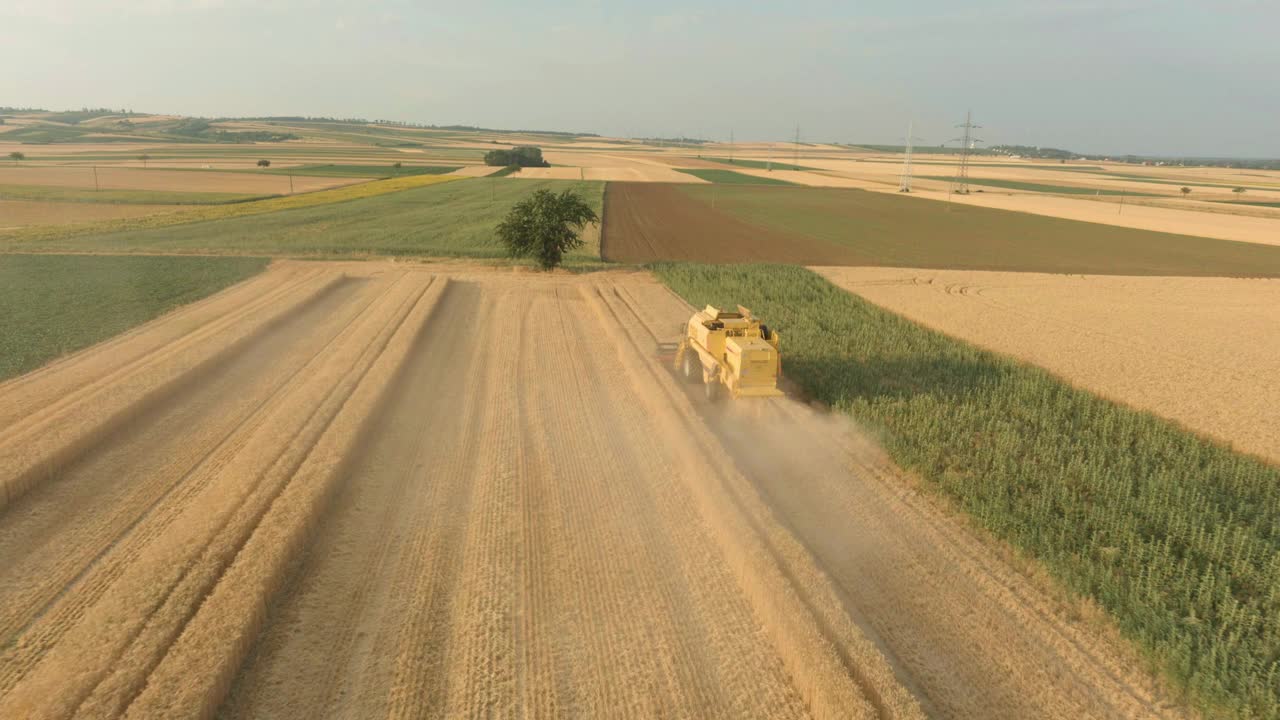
[601,182,860,264]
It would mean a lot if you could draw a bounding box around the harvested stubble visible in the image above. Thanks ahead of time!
[0,262,1200,719]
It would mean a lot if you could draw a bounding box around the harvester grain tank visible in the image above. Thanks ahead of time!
[674,305,782,401]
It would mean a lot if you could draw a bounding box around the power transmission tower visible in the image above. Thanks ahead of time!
[950,110,983,195]
[793,124,800,168]
[899,120,924,193]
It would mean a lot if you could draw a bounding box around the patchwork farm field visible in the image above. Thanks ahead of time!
[0,165,354,194]
[0,173,465,248]
[0,184,270,206]
[602,182,1280,275]
[0,260,1193,719]
[3,113,1277,719]
[4,179,604,261]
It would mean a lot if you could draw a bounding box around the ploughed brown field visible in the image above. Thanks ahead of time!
[601,181,1280,276]
[0,262,1185,719]
[601,182,864,265]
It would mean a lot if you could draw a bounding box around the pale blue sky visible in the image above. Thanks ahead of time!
[2,1,1276,156]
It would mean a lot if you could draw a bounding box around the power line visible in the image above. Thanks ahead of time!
[899,120,925,193]
[950,110,983,195]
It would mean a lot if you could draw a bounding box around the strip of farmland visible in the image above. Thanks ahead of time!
[601,181,1280,275]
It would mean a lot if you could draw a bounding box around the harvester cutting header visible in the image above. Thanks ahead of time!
[675,305,783,401]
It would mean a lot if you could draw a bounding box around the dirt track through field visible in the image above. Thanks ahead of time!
[0,261,1185,719]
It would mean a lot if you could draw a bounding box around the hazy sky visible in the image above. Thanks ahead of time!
[2,1,1277,156]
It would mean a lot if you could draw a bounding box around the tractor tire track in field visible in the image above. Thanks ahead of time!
[0,260,1183,718]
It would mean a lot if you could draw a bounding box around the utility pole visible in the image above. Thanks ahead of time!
[288,174,294,195]
[729,130,734,163]
[950,110,983,195]
[793,124,800,169]
[92,166,99,193]
[899,120,924,193]
[767,142,773,172]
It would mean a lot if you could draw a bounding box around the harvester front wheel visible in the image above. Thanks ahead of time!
[681,348,702,384]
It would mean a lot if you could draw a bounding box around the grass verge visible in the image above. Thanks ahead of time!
[675,168,797,186]
[3,179,606,262]
[0,174,459,248]
[0,254,269,381]
[653,262,1280,720]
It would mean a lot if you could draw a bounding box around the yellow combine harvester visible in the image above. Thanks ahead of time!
[674,305,783,401]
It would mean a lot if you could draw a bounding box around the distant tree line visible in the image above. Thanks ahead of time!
[637,137,708,147]
[484,146,550,167]
[990,144,1077,160]
[224,117,599,137]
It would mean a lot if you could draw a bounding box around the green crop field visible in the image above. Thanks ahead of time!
[9,178,605,261]
[654,262,1280,720]
[672,185,1280,276]
[918,176,1160,196]
[260,164,459,178]
[674,168,796,185]
[0,183,272,205]
[704,157,816,171]
[0,254,268,381]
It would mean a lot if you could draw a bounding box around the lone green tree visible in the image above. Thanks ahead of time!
[496,189,598,270]
[1233,187,1247,197]
[1180,186,1192,197]
[137,153,150,168]
[257,159,271,168]
[7,151,23,162]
